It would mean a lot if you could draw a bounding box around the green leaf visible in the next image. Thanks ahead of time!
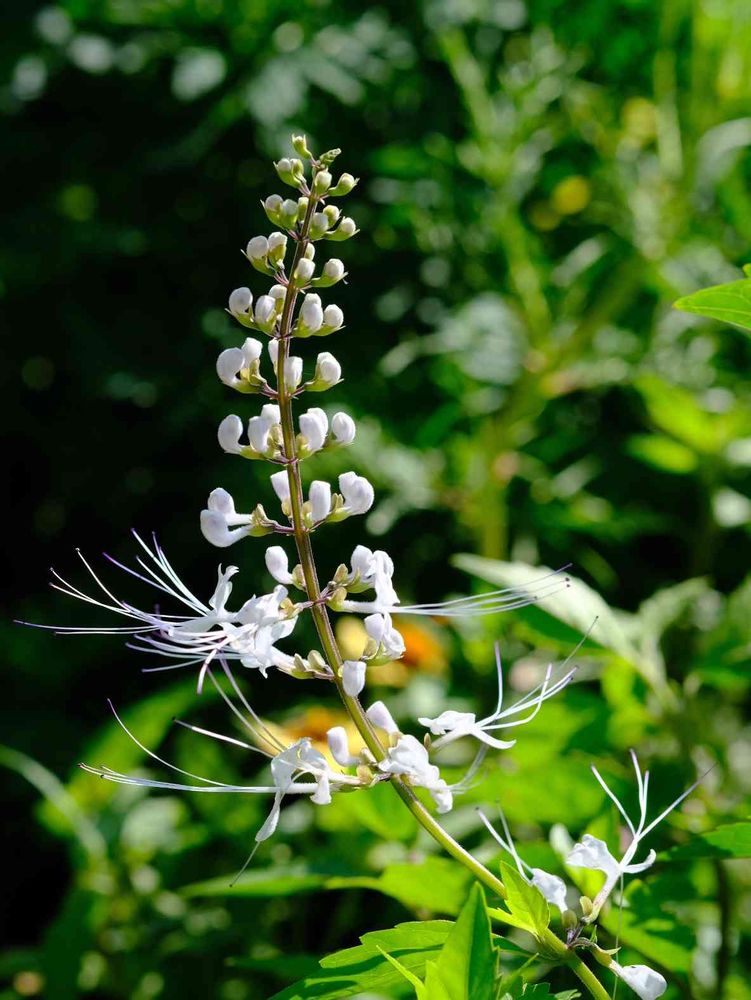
[377,946,430,998]
[327,856,473,916]
[433,884,497,1000]
[267,920,454,999]
[452,557,646,672]
[498,863,549,937]
[633,375,747,455]
[660,822,751,861]
[627,434,698,474]
[674,275,751,335]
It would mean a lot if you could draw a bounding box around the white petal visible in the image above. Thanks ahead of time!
[285,356,303,390]
[366,700,399,734]
[316,351,341,385]
[611,962,667,1000]
[228,286,252,316]
[323,304,343,329]
[339,472,374,515]
[530,868,569,915]
[566,834,620,880]
[217,414,244,454]
[299,408,328,452]
[270,470,291,504]
[246,235,268,260]
[331,412,356,445]
[300,293,323,332]
[265,546,293,585]
[309,480,332,522]
[342,660,366,697]
[200,511,248,548]
[216,347,245,386]
[327,727,358,767]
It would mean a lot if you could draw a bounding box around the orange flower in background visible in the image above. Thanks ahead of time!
[335,615,448,687]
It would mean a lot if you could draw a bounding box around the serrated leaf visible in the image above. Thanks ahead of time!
[660,822,751,861]
[674,276,751,335]
[498,863,549,937]
[434,884,497,1000]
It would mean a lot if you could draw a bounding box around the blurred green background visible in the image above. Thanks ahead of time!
[3,1,751,998]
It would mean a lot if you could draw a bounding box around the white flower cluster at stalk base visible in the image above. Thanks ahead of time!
[33,137,706,995]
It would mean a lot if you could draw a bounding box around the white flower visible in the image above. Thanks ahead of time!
[611,962,667,1000]
[265,546,294,585]
[331,412,356,445]
[254,294,278,333]
[566,751,707,922]
[299,293,323,334]
[246,235,268,260]
[247,403,281,454]
[378,735,452,813]
[299,407,328,453]
[313,351,341,387]
[284,355,303,391]
[346,546,399,607]
[218,414,244,455]
[309,480,332,522]
[201,487,252,547]
[419,645,575,751]
[366,700,399,734]
[477,808,569,916]
[228,287,253,321]
[322,259,345,283]
[327,726,359,767]
[80,707,360,857]
[43,532,298,679]
[341,659,366,696]
[294,258,315,284]
[216,338,263,391]
[339,472,374,516]
[270,470,291,505]
[364,612,405,660]
[267,231,287,264]
[322,304,344,330]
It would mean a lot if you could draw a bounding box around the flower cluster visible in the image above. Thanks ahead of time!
[34,137,704,1000]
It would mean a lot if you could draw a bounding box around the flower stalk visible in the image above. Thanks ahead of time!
[271,155,612,1000]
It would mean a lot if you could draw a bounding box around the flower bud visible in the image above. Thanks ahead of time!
[341,660,366,697]
[265,545,294,585]
[218,414,244,454]
[309,212,331,239]
[297,293,324,335]
[320,304,344,333]
[312,258,345,288]
[292,134,312,159]
[303,242,315,260]
[337,471,374,517]
[307,351,341,391]
[246,235,268,260]
[309,480,332,522]
[326,217,358,241]
[216,338,263,392]
[299,407,328,453]
[366,701,399,734]
[228,287,254,327]
[297,197,309,222]
[274,157,304,188]
[327,727,359,767]
[327,173,358,197]
[267,339,279,368]
[267,231,287,265]
[323,205,340,227]
[280,198,300,228]
[313,170,332,194]
[293,258,315,285]
[331,412,356,446]
[284,355,303,391]
[254,294,278,333]
[263,194,284,225]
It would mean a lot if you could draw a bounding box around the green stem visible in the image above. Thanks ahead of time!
[269,165,611,1000]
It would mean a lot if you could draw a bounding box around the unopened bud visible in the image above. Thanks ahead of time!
[267,231,287,265]
[579,896,593,918]
[292,134,313,159]
[297,197,309,222]
[329,587,348,610]
[309,212,331,239]
[313,170,332,194]
[275,157,305,188]
[263,194,284,225]
[280,198,299,228]
[313,258,345,288]
[323,205,341,227]
[328,173,358,197]
[293,258,315,285]
[309,351,341,389]
[307,650,328,673]
[326,217,358,241]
